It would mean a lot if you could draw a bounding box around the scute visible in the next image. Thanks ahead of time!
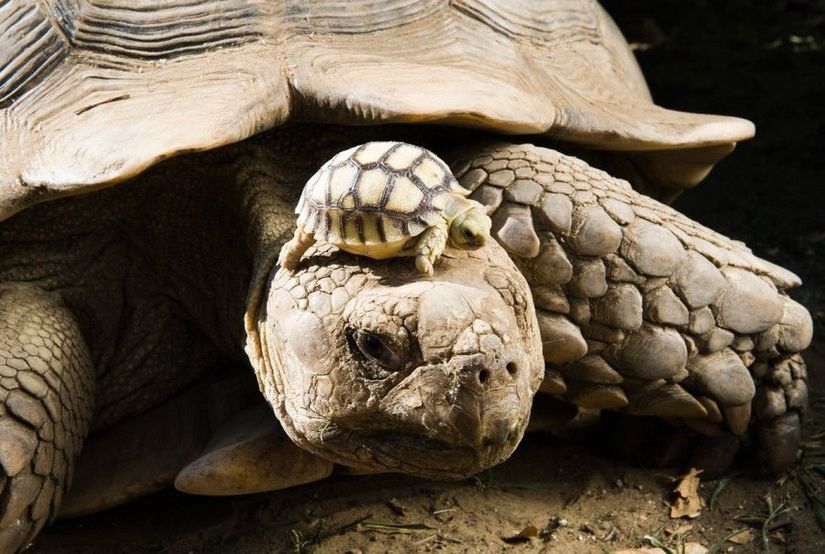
[0,0,754,221]
[297,142,460,246]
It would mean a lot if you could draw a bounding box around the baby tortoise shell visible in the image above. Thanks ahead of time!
[279,142,491,275]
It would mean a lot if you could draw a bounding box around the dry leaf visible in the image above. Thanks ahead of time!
[670,467,705,519]
[728,528,755,545]
[501,524,538,544]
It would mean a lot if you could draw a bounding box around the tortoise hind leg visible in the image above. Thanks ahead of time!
[0,283,94,552]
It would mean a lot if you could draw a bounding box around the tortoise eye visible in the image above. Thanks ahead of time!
[351,330,404,374]
[463,228,475,240]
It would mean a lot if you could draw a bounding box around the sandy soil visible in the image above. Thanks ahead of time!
[33,1,825,552]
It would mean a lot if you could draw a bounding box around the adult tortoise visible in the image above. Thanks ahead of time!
[0,0,812,550]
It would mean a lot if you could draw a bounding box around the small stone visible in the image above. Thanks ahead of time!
[620,219,686,277]
[538,193,573,234]
[671,251,727,308]
[504,180,544,205]
[645,287,689,326]
[536,311,588,364]
[492,203,541,258]
[592,284,643,331]
[569,206,623,256]
[713,268,784,334]
[697,327,735,354]
[687,307,715,335]
[686,349,755,406]
[568,258,608,298]
[616,325,688,379]
[560,355,623,384]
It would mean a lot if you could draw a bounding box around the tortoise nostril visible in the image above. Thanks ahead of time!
[506,361,518,376]
[478,368,490,385]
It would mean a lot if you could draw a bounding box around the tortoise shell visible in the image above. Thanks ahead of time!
[296,142,468,246]
[0,0,754,222]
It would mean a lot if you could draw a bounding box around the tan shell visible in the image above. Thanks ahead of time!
[0,0,754,222]
[296,142,467,245]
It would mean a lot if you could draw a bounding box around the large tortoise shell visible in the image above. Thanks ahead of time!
[0,0,753,222]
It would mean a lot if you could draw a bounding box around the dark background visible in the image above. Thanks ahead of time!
[604,0,825,332]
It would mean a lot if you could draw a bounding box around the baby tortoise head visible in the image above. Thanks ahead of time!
[249,242,544,479]
[447,198,491,250]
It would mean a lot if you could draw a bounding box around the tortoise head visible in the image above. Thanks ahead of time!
[448,199,491,250]
[246,243,543,479]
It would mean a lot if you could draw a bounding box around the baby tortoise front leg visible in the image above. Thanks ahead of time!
[413,221,448,276]
[0,283,94,552]
[450,143,813,474]
[277,227,316,272]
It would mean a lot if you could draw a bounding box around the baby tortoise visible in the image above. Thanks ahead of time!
[279,142,492,275]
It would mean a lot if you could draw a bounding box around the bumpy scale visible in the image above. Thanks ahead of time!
[451,142,813,473]
[278,142,492,275]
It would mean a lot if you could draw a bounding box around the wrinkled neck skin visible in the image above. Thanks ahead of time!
[244,241,544,479]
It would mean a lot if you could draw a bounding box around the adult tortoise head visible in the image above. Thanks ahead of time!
[246,243,544,479]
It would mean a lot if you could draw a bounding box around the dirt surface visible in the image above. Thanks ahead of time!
[33,2,825,553]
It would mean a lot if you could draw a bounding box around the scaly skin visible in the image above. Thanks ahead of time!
[450,142,813,472]
[0,127,813,550]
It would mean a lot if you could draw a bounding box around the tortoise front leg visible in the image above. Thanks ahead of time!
[414,221,448,276]
[0,283,94,552]
[449,143,812,474]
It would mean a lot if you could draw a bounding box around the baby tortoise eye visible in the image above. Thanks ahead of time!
[350,329,404,374]
[462,228,475,239]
